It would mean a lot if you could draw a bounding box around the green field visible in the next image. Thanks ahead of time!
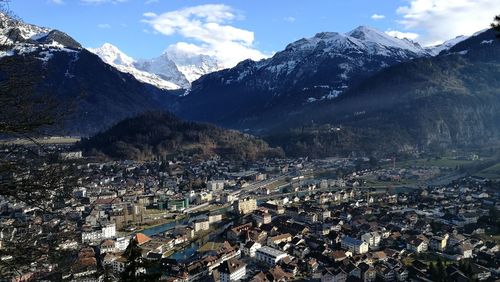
[393,158,481,169]
[0,137,80,145]
[474,163,500,179]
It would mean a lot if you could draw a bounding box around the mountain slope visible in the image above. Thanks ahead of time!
[266,29,500,157]
[174,26,431,127]
[0,13,177,136]
[78,111,284,161]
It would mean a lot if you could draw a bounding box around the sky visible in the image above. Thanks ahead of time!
[7,0,500,67]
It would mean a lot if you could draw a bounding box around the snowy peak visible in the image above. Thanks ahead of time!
[282,26,428,57]
[426,35,469,55]
[164,49,224,83]
[347,25,426,54]
[88,42,225,90]
[88,43,182,90]
[0,12,50,44]
[88,43,135,68]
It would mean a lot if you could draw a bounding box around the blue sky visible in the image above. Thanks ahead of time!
[8,0,499,65]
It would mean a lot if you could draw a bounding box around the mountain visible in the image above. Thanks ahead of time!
[0,13,178,136]
[136,49,224,87]
[88,43,183,90]
[174,26,432,127]
[78,111,284,161]
[426,35,469,55]
[90,43,225,90]
[265,29,500,157]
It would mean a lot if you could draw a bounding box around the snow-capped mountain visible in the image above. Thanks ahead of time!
[347,26,427,56]
[0,12,178,136]
[0,11,81,58]
[174,25,446,127]
[160,49,224,83]
[426,35,470,55]
[135,49,224,88]
[88,43,181,90]
[89,43,225,90]
[134,53,189,90]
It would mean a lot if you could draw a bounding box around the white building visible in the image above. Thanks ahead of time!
[341,236,369,254]
[101,223,116,239]
[219,258,246,281]
[361,232,381,249]
[115,237,130,251]
[207,180,225,191]
[256,246,288,266]
[193,219,210,232]
[241,241,261,257]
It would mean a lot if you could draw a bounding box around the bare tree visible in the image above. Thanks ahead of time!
[0,2,82,279]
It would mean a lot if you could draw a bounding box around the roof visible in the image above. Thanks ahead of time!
[218,258,246,274]
[256,246,287,258]
[134,233,151,245]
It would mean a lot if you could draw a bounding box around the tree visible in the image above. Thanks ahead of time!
[120,239,160,281]
[0,2,80,278]
[492,15,500,38]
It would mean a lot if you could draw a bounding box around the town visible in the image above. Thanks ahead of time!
[0,143,498,282]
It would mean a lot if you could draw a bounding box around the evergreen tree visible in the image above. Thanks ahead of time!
[492,15,500,38]
[120,238,160,282]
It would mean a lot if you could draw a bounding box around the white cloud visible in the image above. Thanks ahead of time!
[385,30,419,40]
[371,14,385,20]
[284,16,296,23]
[145,0,159,4]
[143,4,268,68]
[97,23,112,29]
[396,0,500,45]
[48,0,65,4]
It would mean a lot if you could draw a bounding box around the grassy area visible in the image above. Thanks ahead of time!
[393,158,480,169]
[267,180,288,190]
[364,179,418,187]
[0,137,80,145]
[474,163,500,179]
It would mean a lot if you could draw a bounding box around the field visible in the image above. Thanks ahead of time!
[0,136,80,145]
[474,163,500,180]
[393,158,480,169]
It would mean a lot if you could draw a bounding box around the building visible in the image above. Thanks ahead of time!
[240,241,261,257]
[59,151,83,160]
[115,237,130,251]
[429,234,448,252]
[193,218,210,233]
[267,233,292,247]
[209,213,223,224]
[234,198,257,215]
[256,246,288,266]
[167,197,189,211]
[219,258,246,281]
[321,267,348,282]
[361,232,381,250]
[407,238,428,253]
[252,210,272,226]
[341,236,369,254]
[111,256,127,273]
[197,192,213,204]
[101,223,116,239]
[207,180,225,191]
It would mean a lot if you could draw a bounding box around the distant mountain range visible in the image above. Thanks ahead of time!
[1,12,498,157]
[175,26,456,126]
[89,43,224,90]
